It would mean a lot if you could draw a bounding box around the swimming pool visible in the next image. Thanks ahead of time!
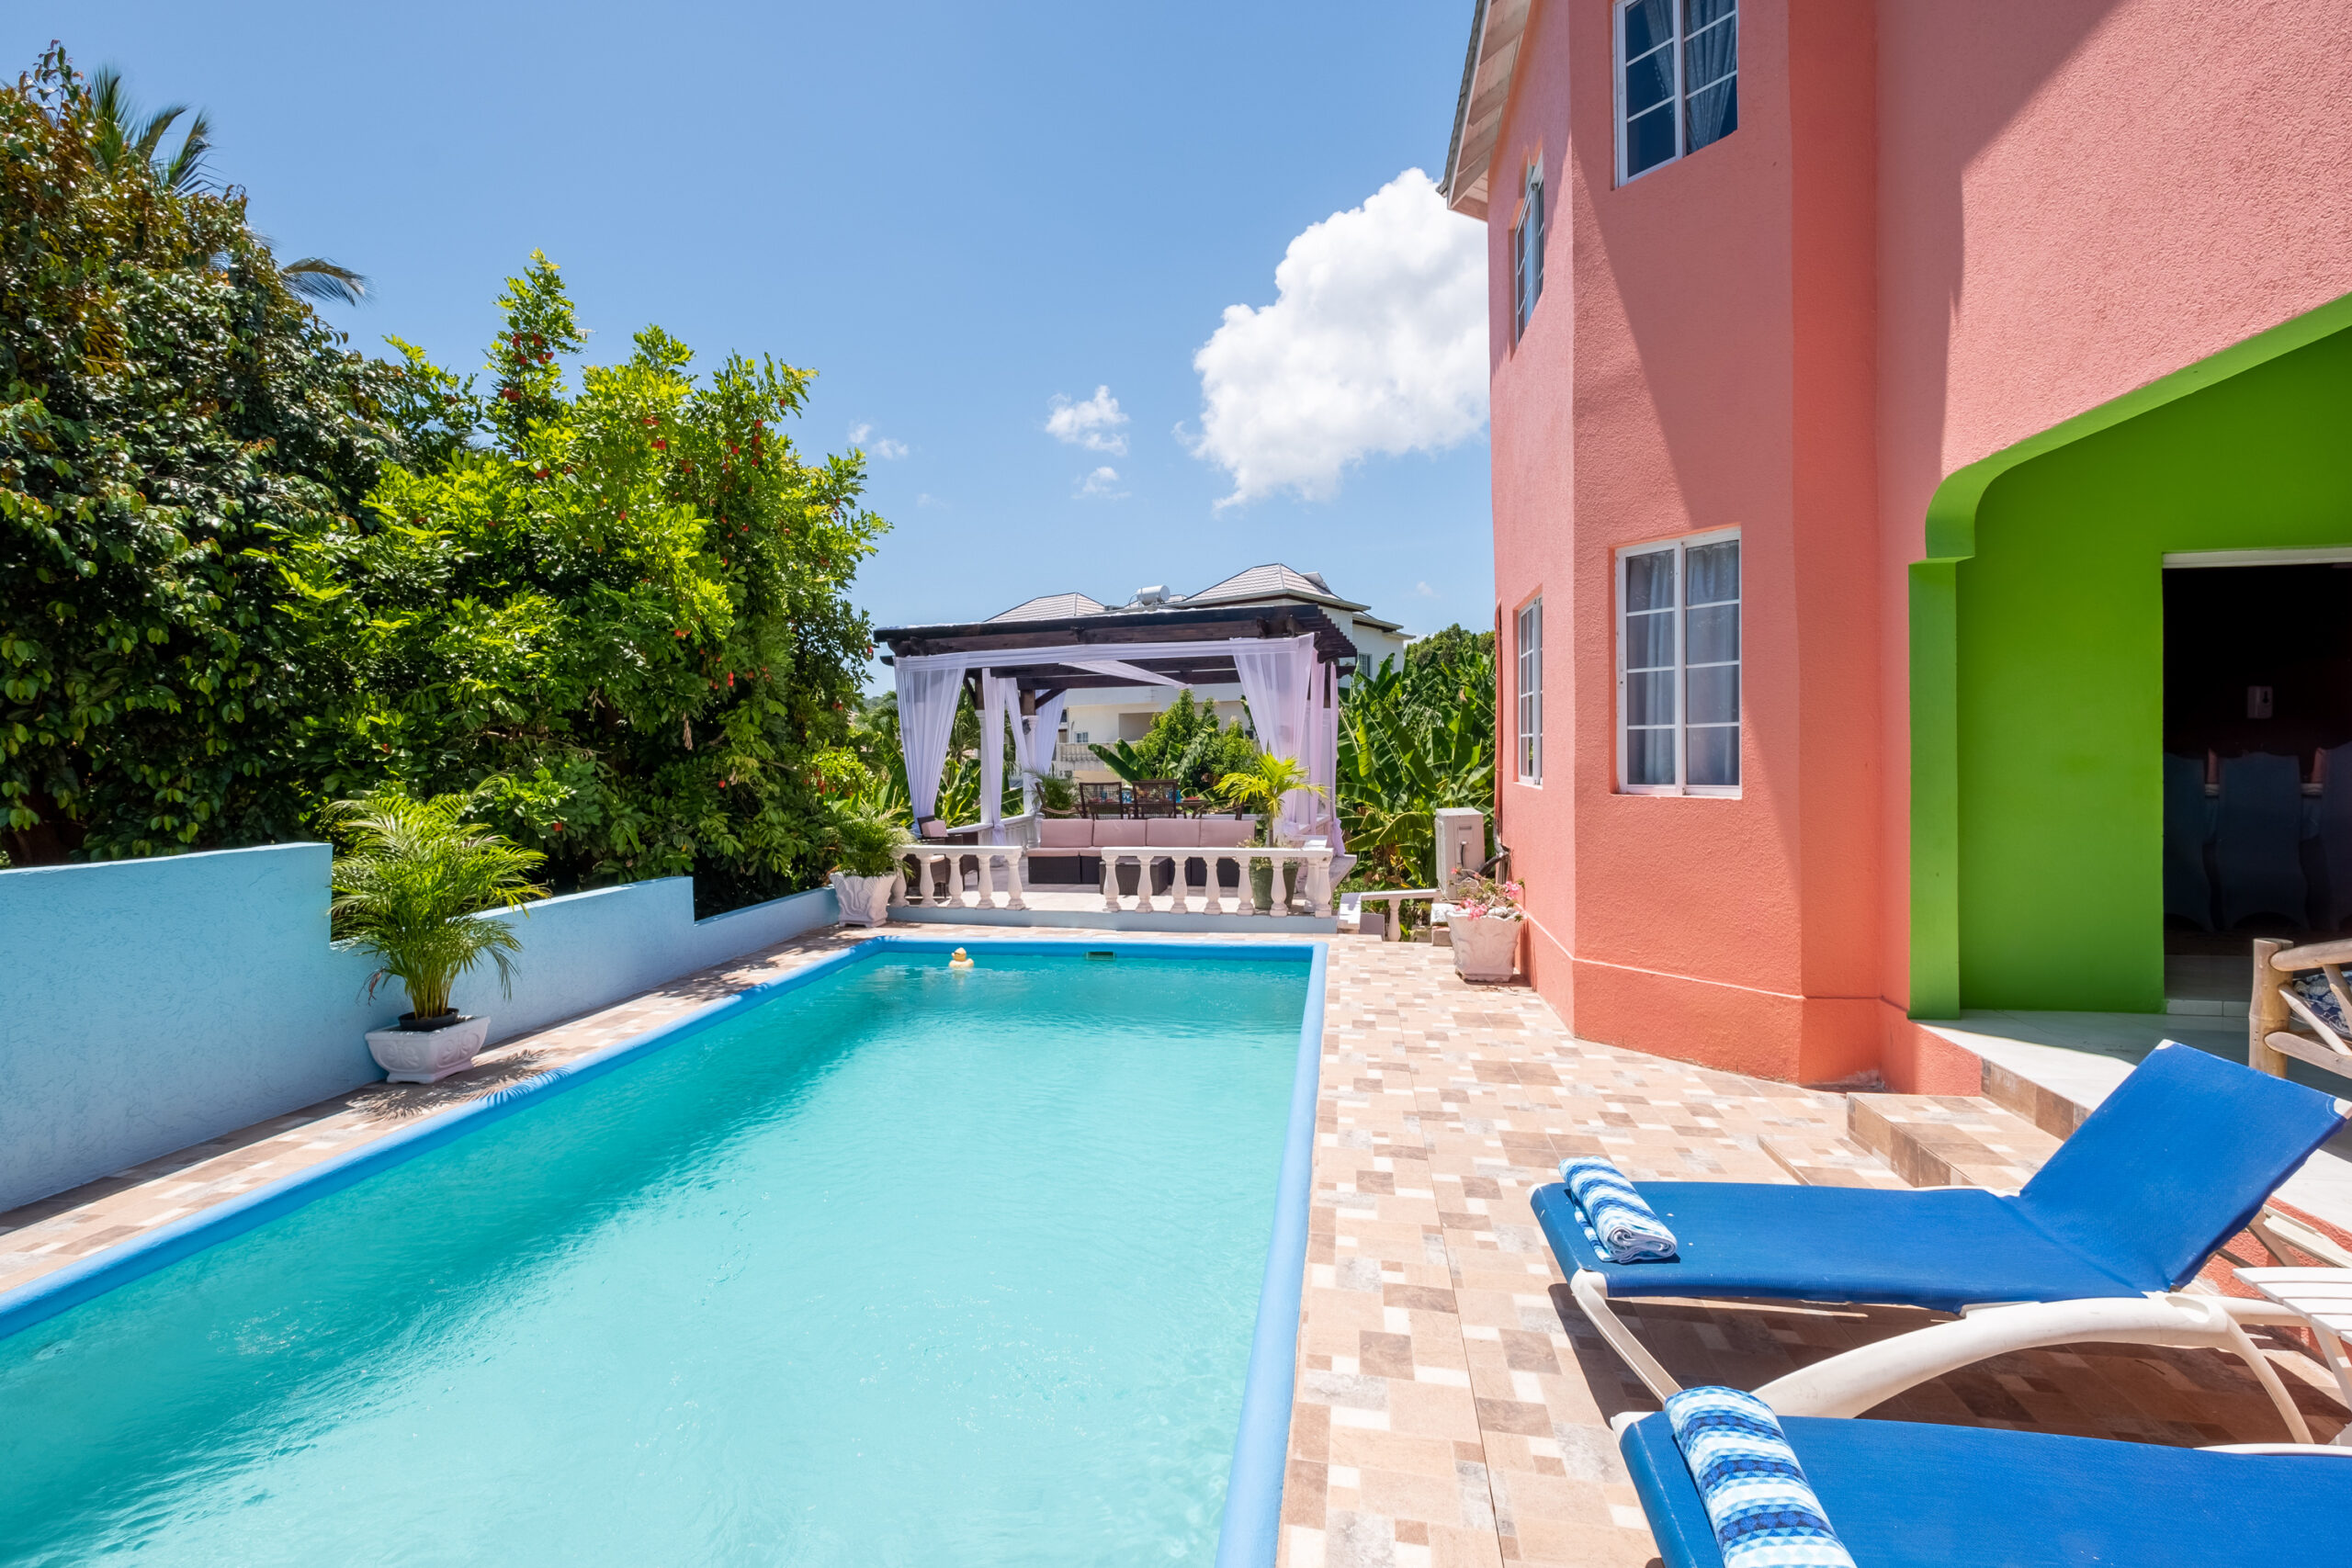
[0,942,1318,1566]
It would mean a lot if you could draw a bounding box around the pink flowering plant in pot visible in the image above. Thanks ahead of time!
[1446,872,1524,982]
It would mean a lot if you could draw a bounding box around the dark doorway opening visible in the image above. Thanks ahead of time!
[2163,561,2352,1006]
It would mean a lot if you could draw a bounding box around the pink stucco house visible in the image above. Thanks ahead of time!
[1442,1,2352,1088]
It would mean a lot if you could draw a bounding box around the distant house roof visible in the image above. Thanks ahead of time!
[989,592,1108,622]
[980,564,1401,635]
[1182,563,1403,633]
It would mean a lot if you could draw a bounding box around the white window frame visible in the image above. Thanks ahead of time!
[1510,158,1544,341]
[1613,0,1739,186]
[1615,529,1740,796]
[1515,596,1543,785]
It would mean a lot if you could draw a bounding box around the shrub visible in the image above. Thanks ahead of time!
[329,789,547,1020]
[828,796,909,878]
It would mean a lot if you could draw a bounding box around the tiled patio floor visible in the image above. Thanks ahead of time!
[2,927,2345,1567]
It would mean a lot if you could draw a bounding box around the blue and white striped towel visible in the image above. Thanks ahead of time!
[1558,1156,1679,1263]
[1664,1386,1858,1568]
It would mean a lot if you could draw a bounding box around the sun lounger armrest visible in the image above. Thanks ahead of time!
[1618,1419,1731,1568]
[1617,1417,1728,1568]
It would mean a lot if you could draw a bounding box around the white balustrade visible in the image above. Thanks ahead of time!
[1093,845,1334,919]
[891,846,1028,910]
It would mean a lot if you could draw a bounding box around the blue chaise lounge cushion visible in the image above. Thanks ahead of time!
[1623,1410,2352,1568]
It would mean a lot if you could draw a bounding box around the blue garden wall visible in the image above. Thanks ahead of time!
[0,844,836,1213]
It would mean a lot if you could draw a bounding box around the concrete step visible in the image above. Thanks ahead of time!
[1759,1133,1910,1190]
[1848,1092,2063,1191]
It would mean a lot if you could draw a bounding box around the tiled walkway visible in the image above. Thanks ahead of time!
[2,929,2345,1567]
[1286,941,2346,1568]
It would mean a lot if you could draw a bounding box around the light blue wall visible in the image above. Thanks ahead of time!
[0,844,836,1213]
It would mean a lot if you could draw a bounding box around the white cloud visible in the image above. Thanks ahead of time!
[1189,168,1487,507]
[1045,386,1130,456]
[1075,465,1128,500]
[1415,581,1438,598]
[848,423,909,459]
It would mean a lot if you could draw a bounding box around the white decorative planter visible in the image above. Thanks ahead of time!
[831,871,899,928]
[366,1015,491,1085]
[1452,914,1521,982]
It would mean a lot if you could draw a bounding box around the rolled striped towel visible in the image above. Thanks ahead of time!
[1664,1386,1857,1568]
[1558,1156,1679,1263]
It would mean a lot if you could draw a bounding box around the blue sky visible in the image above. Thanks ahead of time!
[7,4,1493,643]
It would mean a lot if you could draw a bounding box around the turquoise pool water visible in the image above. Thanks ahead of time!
[0,949,1309,1566]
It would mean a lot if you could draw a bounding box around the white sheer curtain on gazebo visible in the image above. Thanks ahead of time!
[1230,634,1317,839]
[978,673,1010,831]
[1308,661,1344,849]
[898,660,966,827]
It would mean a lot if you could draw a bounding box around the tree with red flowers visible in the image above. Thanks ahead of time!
[278,254,887,911]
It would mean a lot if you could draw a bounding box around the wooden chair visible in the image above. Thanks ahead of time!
[1079,782,1127,818]
[1131,780,1182,818]
[2251,934,2352,1085]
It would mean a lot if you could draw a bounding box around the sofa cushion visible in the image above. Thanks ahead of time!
[1145,818,1201,848]
[1039,818,1092,849]
[1091,818,1138,849]
[1195,818,1255,848]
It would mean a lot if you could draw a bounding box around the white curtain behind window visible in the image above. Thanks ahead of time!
[895,658,967,827]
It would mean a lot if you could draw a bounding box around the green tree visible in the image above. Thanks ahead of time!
[1088,690,1258,795]
[2,47,415,862]
[279,254,886,911]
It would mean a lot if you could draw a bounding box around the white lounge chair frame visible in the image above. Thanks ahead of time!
[1747,1292,2322,1440]
[1573,1215,2351,1444]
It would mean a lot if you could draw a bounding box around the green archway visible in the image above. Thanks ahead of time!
[1911,292,2352,1016]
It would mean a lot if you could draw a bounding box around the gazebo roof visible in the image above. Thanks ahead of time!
[873,602,1356,692]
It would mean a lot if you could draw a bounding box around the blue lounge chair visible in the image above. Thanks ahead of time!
[1533,1043,2349,1400]
[1620,1407,2352,1568]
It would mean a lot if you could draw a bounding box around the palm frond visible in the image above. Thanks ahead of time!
[279,255,369,305]
[156,108,212,193]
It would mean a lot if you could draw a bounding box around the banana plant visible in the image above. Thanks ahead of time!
[1337,649,1496,889]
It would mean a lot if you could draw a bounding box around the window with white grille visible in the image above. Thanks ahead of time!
[1617,0,1738,186]
[1511,161,1545,340]
[1516,598,1543,784]
[1618,533,1739,794]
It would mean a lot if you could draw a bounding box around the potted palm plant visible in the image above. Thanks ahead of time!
[332,788,547,1085]
[1215,751,1324,911]
[1445,872,1526,983]
[1032,772,1078,818]
[828,795,910,927]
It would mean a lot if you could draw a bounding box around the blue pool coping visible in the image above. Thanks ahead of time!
[0,932,1326,1567]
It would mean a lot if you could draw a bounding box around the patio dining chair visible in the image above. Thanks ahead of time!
[1533,1043,2351,1406]
[1078,782,1127,818]
[1618,1398,2351,1568]
[2163,750,2214,931]
[2214,750,2308,930]
[1130,780,1182,817]
[2320,739,2352,931]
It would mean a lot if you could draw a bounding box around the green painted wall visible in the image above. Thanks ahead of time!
[1948,323,2352,1010]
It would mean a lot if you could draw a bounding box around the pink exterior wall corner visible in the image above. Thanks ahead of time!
[1477,0,2352,1085]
